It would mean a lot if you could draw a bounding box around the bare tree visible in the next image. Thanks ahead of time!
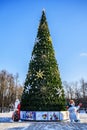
[0,70,8,112]
[14,73,19,99]
[80,78,87,98]
[63,81,70,99]
[0,70,23,112]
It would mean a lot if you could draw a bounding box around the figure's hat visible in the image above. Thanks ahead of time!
[70,100,74,104]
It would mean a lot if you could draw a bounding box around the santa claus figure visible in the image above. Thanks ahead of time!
[15,99,20,109]
[12,99,21,122]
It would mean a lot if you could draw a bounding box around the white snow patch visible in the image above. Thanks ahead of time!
[21,124,31,130]
[0,112,87,130]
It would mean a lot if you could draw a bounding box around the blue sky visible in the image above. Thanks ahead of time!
[0,0,87,84]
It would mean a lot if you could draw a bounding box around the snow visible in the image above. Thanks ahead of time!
[0,112,87,130]
[0,111,13,122]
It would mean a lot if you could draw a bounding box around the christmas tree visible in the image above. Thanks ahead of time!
[21,10,66,111]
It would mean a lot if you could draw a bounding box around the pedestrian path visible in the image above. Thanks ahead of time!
[7,122,87,130]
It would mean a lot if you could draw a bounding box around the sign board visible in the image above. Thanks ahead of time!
[20,111,68,121]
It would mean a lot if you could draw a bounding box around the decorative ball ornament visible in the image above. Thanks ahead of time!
[41,23,46,29]
[36,70,44,79]
[40,86,47,93]
[42,54,47,59]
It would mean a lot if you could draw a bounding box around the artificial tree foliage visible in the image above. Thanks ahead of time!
[21,10,66,111]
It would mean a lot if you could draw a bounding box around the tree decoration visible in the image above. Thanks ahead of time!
[48,36,52,43]
[21,10,66,111]
[35,37,41,43]
[36,70,44,79]
[40,86,47,93]
[41,54,47,59]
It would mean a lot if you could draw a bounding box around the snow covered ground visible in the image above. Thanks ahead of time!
[0,111,87,130]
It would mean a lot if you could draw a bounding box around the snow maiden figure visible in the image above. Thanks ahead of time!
[68,100,82,122]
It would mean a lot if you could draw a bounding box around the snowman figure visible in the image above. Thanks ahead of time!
[68,100,82,122]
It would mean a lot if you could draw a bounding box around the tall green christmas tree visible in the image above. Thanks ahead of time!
[21,10,66,111]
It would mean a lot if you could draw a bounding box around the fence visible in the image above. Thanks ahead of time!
[20,111,69,121]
